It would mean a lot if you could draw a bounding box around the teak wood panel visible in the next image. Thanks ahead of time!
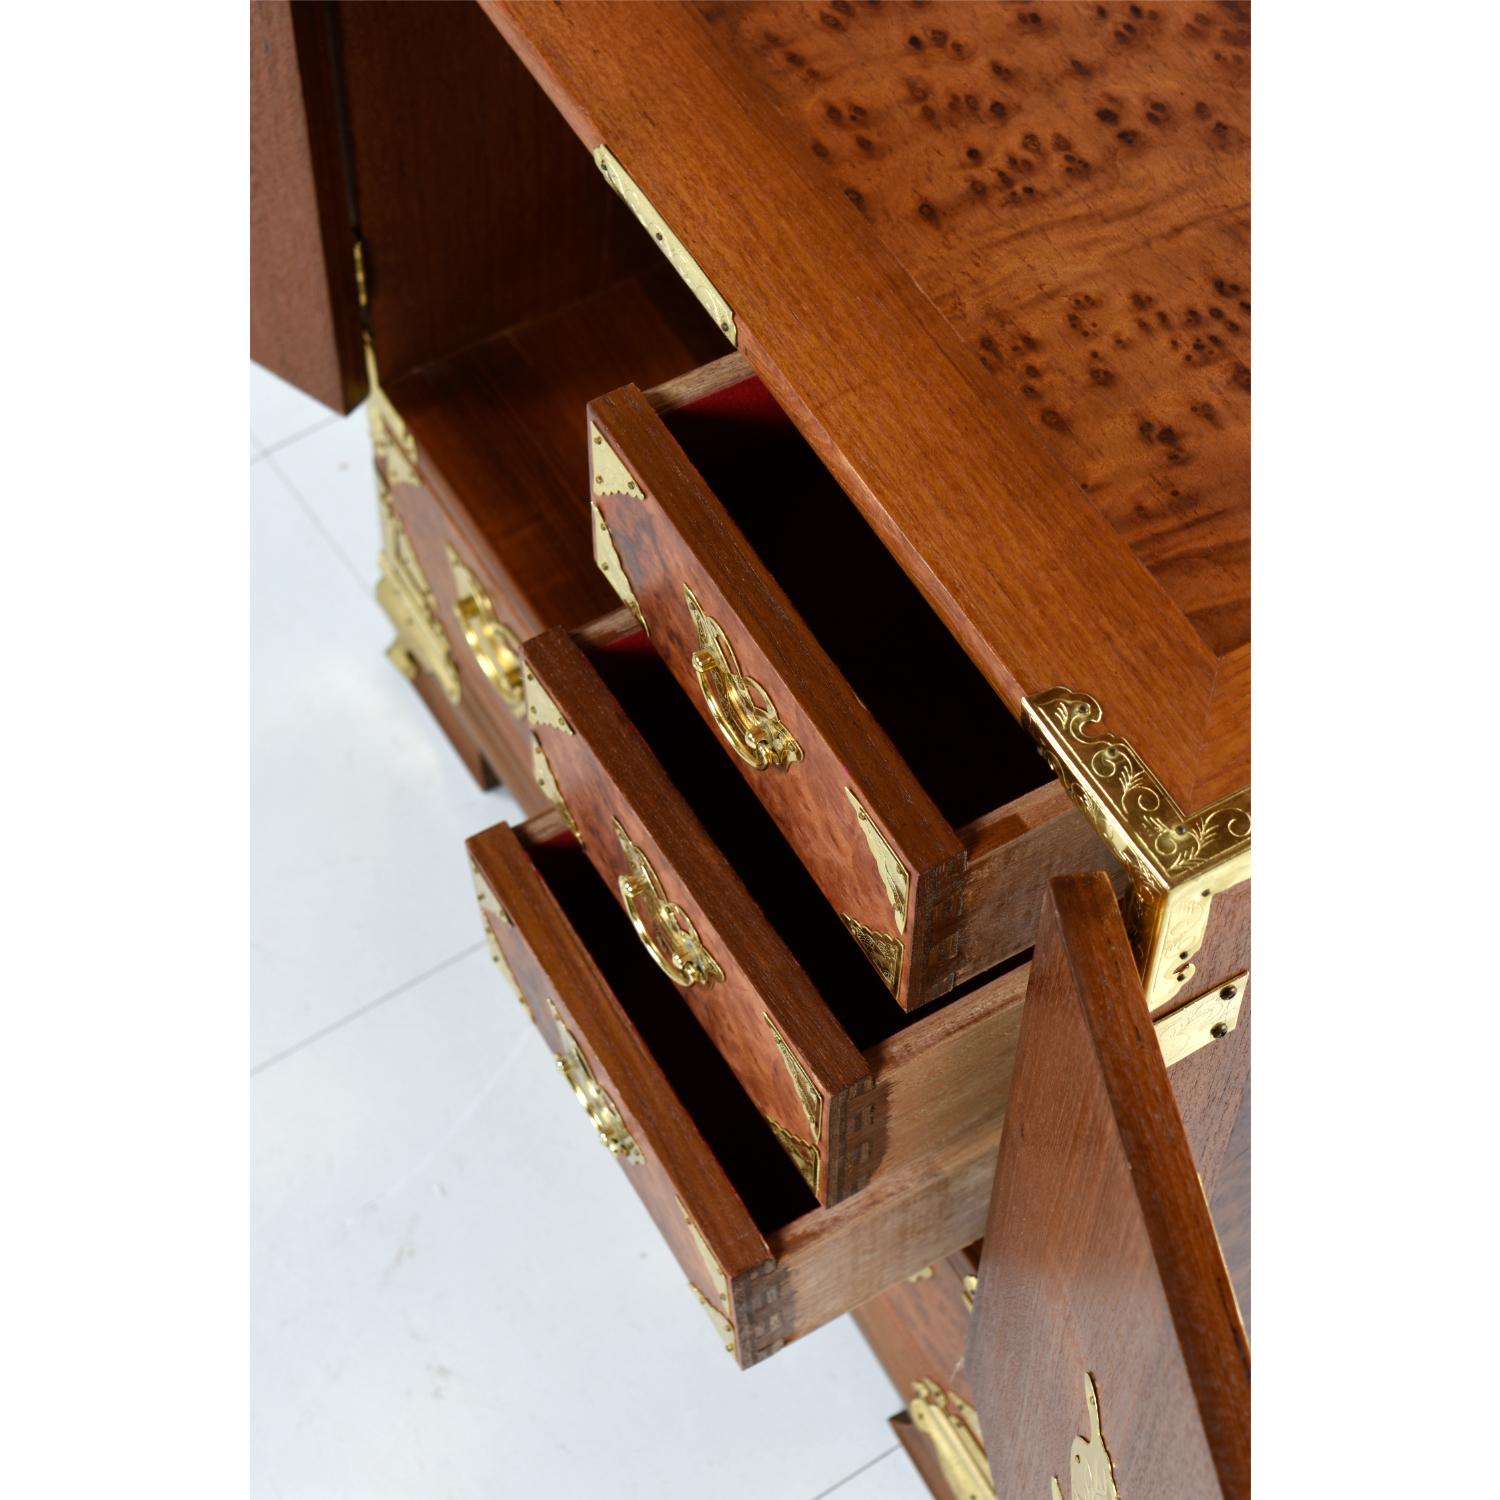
[966,874,1249,1500]
[483,0,1249,807]
[521,626,874,1206]
[589,361,1117,1007]
[468,819,774,1353]
[250,0,364,412]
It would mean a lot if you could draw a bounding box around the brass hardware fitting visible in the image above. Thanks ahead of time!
[375,474,461,704]
[842,912,904,996]
[614,819,725,987]
[684,583,803,770]
[844,788,910,930]
[1024,688,1250,1012]
[591,500,648,634]
[907,1265,935,1284]
[589,421,641,499]
[680,1199,736,1356]
[766,1118,820,1197]
[446,547,525,716]
[961,1273,978,1312]
[1050,1373,1120,1500]
[530,736,578,838]
[469,859,528,1018]
[763,1013,824,1140]
[593,146,737,344]
[548,998,642,1164]
[908,1379,994,1500]
[1153,972,1247,1068]
[523,667,573,736]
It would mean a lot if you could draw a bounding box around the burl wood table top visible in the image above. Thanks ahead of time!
[486,0,1250,807]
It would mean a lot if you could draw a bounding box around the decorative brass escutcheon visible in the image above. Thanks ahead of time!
[614,818,725,988]
[447,547,525,717]
[547,998,642,1164]
[684,583,803,771]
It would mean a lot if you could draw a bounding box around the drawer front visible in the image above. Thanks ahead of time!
[373,422,543,808]
[520,625,876,1206]
[586,369,966,1009]
[467,818,785,1366]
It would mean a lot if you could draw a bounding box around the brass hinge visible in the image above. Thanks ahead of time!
[1153,972,1247,1068]
[594,145,737,345]
[1024,688,1250,1012]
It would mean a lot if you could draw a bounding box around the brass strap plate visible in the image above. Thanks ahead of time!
[375,474,461,705]
[763,1013,823,1138]
[531,735,578,838]
[844,788,910,931]
[908,1379,994,1500]
[594,146,737,344]
[1024,688,1250,1012]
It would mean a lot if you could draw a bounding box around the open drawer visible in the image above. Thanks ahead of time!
[521,612,1034,1208]
[467,813,1022,1368]
[586,354,1118,1008]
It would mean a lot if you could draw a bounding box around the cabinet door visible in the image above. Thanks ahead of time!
[250,0,365,413]
[966,872,1249,1500]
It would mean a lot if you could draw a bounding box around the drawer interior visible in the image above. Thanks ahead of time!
[648,365,1050,833]
[577,620,1022,1050]
[524,821,818,1235]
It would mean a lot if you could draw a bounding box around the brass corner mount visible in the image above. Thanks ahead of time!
[1023,688,1250,1012]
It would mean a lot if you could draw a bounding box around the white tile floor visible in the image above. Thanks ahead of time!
[250,363,927,1499]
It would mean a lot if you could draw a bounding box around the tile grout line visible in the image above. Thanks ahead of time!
[806,1445,903,1500]
[257,412,342,457]
[261,445,375,601]
[251,941,486,1077]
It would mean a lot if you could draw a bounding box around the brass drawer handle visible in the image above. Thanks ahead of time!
[447,547,525,718]
[684,584,802,770]
[614,818,725,988]
[547,999,642,1163]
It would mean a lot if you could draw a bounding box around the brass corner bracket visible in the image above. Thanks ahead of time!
[375,473,461,705]
[593,146,737,345]
[1024,688,1250,1012]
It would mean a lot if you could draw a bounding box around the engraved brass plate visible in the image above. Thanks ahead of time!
[1154,972,1247,1068]
[908,1379,994,1500]
[531,735,578,838]
[447,547,525,716]
[523,666,573,736]
[684,583,803,770]
[1050,1373,1120,1500]
[842,911,904,996]
[763,1013,823,1138]
[548,998,642,1164]
[1024,688,1250,1012]
[614,819,725,988]
[591,501,648,634]
[844,788,910,931]
[470,859,528,1018]
[375,474,461,704]
[594,146,737,344]
[767,1117,820,1196]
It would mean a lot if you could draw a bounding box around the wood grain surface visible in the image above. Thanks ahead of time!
[521,626,874,1205]
[250,0,364,412]
[467,817,779,1364]
[854,1250,978,1407]
[483,0,1249,807]
[967,873,1249,1500]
